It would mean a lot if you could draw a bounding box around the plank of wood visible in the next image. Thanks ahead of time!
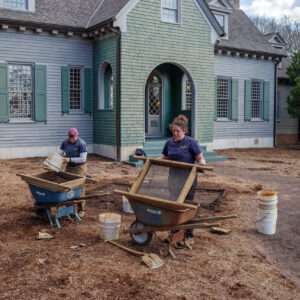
[129,159,151,193]
[192,214,237,223]
[114,190,197,210]
[177,165,197,204]
[17,173,70,192]
[123,223,221,234]
[133,156,213,171]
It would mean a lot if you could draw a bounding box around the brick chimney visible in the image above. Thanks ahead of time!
[231,0,240,8]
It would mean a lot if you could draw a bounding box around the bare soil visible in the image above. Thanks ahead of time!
[0,149,300,299]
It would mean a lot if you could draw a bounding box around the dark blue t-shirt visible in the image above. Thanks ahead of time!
[60,138,87,166]
[162,136,202,164]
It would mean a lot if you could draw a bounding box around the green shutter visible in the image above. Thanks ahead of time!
[0,63,9,122]
[84,68,92,113]
[244,80,252,121]
[61,66,69,113]
[104,65,112,109]
[34,65,47,122]
[231,79,238,121]
[214,77,217,121]
[263,81,270,121]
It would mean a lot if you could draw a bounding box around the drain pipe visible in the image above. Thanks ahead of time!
[273,58,280,148]
[110,27,121,161]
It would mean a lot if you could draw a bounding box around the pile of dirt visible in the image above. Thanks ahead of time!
[0,151,299,299]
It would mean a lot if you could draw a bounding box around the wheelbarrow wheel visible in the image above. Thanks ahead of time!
[130,221,153,246]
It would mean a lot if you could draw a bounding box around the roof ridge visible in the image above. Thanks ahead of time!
[85,0,106,28]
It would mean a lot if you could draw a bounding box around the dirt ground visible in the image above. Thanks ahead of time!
[0,148,300,299]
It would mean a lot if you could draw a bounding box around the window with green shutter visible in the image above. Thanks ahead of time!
[0,63,9,122]
[216,76,237,120]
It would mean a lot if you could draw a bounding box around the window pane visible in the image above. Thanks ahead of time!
[70,67,82,110]
[162,8,177,22]
[104,64,113,109]
[251,81,262,118]
[8,64,32,119]
[214,14,224,29]
[217,78,229,118]
[185,78,192,110]
[162,0,178,9]
[4,0,27,9]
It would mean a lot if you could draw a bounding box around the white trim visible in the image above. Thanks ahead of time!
[114,0,140,32]
[0,144,94,160]
[120,145,143,161]
[213,137,273,149]
[193,0,220,44]
[94,144,117,159]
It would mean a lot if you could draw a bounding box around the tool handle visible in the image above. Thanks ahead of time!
[105,240,143,256]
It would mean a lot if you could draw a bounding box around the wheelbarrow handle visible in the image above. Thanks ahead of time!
[75,192,109,200]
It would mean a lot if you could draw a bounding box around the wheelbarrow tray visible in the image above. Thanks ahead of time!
[17,170,88,204]
[129,198,196,226]
[28,184,82,203]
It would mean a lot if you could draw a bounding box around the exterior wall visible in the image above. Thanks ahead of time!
[93,35,117,154]
[276,83,298,144]
[213,54,276,149]
[120,0,215,151]
[0,29,93,159]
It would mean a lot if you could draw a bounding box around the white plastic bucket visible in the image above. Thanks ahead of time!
[122,196,134,214]
[99,213,121,240]
[257,190,278,235]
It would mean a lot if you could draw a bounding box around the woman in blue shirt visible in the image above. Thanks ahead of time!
[161,115,206,244]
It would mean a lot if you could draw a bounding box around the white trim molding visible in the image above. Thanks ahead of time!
[213,137,274,149]
[94,144,117,160]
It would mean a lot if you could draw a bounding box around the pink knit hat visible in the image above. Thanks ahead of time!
[68,128,78,137]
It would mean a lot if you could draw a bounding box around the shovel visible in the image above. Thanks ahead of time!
[105,240,164,269]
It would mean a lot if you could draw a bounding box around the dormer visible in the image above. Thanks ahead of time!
[0,0,35,12]
[264,32,287,50]
[207,0,234,39]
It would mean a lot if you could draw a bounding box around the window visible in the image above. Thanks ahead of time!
[4,0,27,9]
[162,0,179,23]
[8,63,32,119]
[181,74,192,110]
[217,77,231,119]
[69,67,83,111]
[251,80,263,119]
[98,62,113,110]
[214,13,224,30]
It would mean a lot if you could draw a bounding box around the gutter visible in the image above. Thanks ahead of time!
[273,60,280,148]
[110,27,121,161]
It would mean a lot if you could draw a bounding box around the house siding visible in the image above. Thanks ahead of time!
[276,83,298,135]
[120,0,215,147]
[214,54,275,140]
[93,35,117,146]
[0,31,93,155]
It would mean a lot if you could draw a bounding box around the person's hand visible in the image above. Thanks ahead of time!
[63,157,70,163]
[198,158,206,166]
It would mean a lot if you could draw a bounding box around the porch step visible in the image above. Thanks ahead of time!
[122,139,227,167]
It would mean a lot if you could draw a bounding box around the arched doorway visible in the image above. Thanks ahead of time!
[145,71,163,137]
[145,63,195,139]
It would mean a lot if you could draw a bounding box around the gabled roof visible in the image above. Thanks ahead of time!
[278,56,292,79]
[215,9,285,56]
[264,32,287,48]
[0,0,224,35]
[0,0,103,29]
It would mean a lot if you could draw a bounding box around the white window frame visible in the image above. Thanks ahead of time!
[0,0,35,11]
[161,0,181,24]
[251,79,263,120]
[181,73,192,111]
[213,12,229,39]
[69,66,84,113]
[216,76,232,120]
[8,62,34,121]
[98,61,113,110]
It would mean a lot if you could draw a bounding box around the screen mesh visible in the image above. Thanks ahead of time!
[137,164,194,202]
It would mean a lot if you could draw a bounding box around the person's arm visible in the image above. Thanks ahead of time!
[63,152,87,164]
[58,149,64,156]
[195,153,206,166]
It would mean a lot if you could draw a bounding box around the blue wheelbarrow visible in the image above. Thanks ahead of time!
[17,170,104,228]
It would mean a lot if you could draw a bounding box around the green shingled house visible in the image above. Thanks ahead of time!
[0,0,284,160]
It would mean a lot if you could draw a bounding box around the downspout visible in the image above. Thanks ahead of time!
[273,59,280,148]
[110,28,121,161]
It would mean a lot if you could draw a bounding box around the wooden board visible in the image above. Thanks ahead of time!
[177,165,197,203]
[114,190,197,211]
[133,156,213,171]
[130,159,151,193]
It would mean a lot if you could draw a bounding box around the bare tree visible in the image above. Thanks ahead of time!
[250,15,300,54]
